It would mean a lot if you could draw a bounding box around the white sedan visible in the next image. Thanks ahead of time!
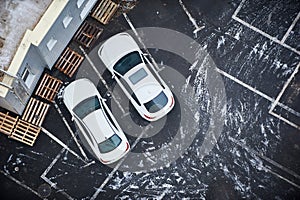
[62,78,130,164]
[98,32,175,121]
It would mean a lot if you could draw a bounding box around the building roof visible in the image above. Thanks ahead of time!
[0,0,52,70]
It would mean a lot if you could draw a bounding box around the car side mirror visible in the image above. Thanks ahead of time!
[71,116,75,121]
[112,74,116,79]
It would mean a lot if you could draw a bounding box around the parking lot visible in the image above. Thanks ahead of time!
[1,0,300,199]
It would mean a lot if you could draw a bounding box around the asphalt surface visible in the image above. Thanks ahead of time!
[0,0,300,199]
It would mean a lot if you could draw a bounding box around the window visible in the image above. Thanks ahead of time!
[46,38,57,51]
[113,51,142,75]
[80,0,97,19]
[21,66,35,88]
[129,68,148,85]
[77,0,85,8]
[144,91,168,113]
[73,96,101,119]
[63,15,73,28]
[98,134,121,153]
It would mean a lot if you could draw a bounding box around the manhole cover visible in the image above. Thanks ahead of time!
[38,183,51,198]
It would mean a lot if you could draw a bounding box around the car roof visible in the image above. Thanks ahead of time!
[123,64,162,102]
[82,109,115,143]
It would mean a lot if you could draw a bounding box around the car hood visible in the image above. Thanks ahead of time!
[83,109,114,143]
[98,32,140,69]
[63,79,98,110]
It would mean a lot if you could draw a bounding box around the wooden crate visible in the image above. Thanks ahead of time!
[91,0,119,24]
[10,120,41,146]
[54,47,84,77]
[22,98,50,127]
[74,21,103,48]
[35,73,62,102]
[0,112,18,135]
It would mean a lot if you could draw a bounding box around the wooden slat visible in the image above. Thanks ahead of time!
[55,47,84,77]
[22,98,50,127]
[92,0,119,24]
[74,21,103,48]
[0,112,18,135]
[35,73,62,102]
[10,120,41,146]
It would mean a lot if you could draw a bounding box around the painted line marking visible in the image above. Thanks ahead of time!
[79,46,127,115]
[122,13,164,72]
[215,68,300,130]
[232,0,300,55]
[0,169,43,199]
[232,0,246,18]
[270,111,300,130]
[54,102,89,161]
[41,148,74,200]
[91,124,152,200]
[178,0,205,38]
[269,62,300,112]
[281,12,300,43]
[229,137,300,189]
[41,127,88,163]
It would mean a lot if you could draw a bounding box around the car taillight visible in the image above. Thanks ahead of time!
[144,114,155,120]
[170,96,174,107]
[100,158,109,163]
[125,142,130,151]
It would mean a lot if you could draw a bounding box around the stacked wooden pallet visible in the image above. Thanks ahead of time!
[35,73,62,102]
[74,21,103,48]
[0,112,18,136]
[54,47,84,77]
[91,0,119,24]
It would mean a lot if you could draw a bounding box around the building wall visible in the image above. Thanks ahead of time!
[38,0,97,68]
[0,0,98,114]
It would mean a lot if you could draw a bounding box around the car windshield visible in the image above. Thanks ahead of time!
[98,134,122,153]
[73,96,101,119]
[129,68,148,84]
[144,91,168,113]
[113,51,142,75]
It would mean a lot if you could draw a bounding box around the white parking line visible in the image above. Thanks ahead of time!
[269,62,300,112]
[79,46,126,115]
[178,0,205,38]
[281,12,300,43]
[91,124,152,200]
[41,148,75,200]
[215,68,300,130]
[122,13,164,72]
[229,137,300,189]
[54,102,89,161]
[232,0,300,56]
[270,111,300,130]
[41,127,88,163]
[0,169,42,199]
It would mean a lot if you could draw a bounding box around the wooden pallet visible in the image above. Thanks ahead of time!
[74,21,103,48]
[35,73,63,102]
[55,47,84,77]
[10,119,41,146]
[91,0,119,24]
[22,98,50,127]
[0,112,18,136]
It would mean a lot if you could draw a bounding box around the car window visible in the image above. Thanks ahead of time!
[129,68,148,85]
[73,96,101,119]
[144,91,168,113]
[113,51,142,75]
[98,134,122,153]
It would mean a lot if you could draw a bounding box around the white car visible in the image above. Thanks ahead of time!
[62,78,130,164]
[98,32,175,121]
